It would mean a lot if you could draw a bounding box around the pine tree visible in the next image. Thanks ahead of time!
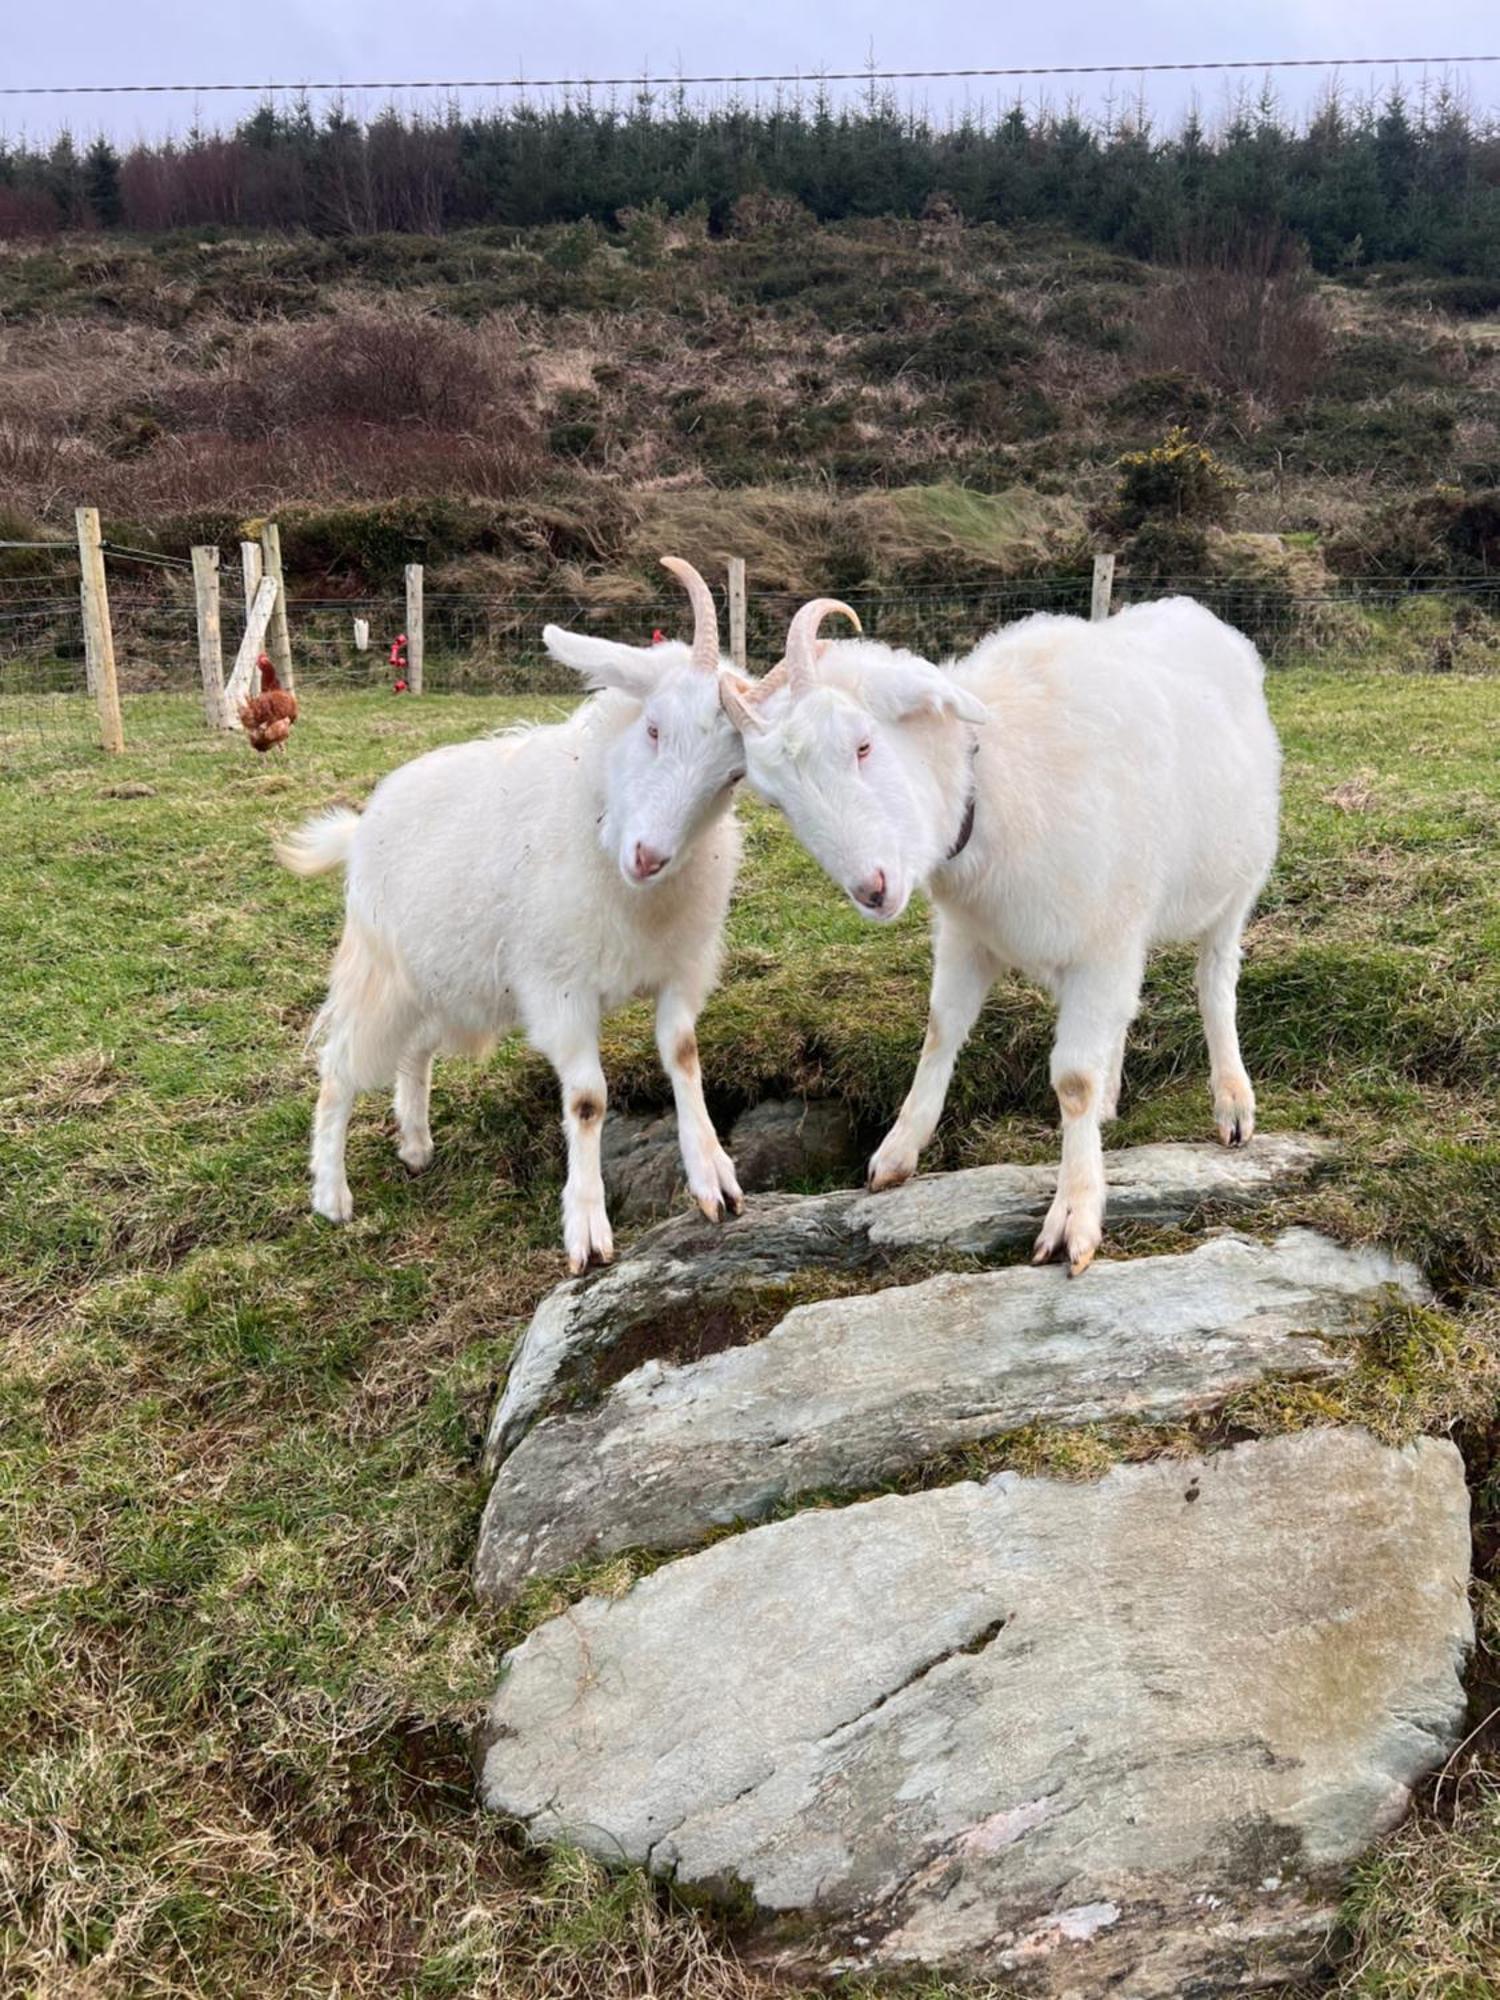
[0,85,1491,270]
[84,136,123,228]
[46,132,88,228]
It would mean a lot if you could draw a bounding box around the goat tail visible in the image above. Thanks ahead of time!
[275,807,360,878]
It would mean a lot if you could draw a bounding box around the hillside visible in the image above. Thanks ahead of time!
[1,216,1497,629]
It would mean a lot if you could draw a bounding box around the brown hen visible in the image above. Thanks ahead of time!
[239,654,298,753]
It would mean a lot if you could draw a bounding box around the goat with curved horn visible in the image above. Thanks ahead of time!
[660,556,721,672]
[727,591,1282,1281]
[282,550,752,1272]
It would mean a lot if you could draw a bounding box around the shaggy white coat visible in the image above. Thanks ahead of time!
[737,597,1282,1272]
[279,626,747,1270]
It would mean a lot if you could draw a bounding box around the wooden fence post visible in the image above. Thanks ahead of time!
[259,521,294,692]
[75,506,124,755]
[727,556,747,673]
[405,563,424,694]
[1091,553,1116,623]
[240,538,263,617]
[191,545,231,730]
[224,575,281,712]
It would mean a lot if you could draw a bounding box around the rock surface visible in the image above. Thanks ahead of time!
[475,1228,1422,1605]
[478,1428,1471,1995]
[602,1098,861,1223]
[729,1096,859,1192]
[486,1135,1329,1466]
[600,1112,685,1223]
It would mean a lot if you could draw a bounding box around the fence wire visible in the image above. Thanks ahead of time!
[3,572,1499,777]
[0,591,92,772]
[261,575,1500,690]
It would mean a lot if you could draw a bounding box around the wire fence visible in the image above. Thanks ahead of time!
[3,569,1499,778]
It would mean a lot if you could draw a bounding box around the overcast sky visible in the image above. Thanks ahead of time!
[5,0,1495,145]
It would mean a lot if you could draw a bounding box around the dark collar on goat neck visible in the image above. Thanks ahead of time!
[943,736,980,863]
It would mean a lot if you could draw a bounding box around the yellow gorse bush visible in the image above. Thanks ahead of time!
[1117,426,1237,527]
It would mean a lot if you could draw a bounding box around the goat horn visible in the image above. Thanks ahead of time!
[785,597,861,700]
[660,556,721,673]
[752,656,790,702]
[718,675,763,734]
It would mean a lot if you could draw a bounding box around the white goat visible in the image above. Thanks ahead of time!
[277,559,750,1271]
[725,596,1281,1274]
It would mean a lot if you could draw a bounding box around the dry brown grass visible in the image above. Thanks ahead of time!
[0,304,540,524]
[0,225,1492,602]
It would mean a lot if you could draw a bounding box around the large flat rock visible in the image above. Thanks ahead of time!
[484,1135,1329,1467]
[478,1428,1472,1996]
[475,1229,1421,1605]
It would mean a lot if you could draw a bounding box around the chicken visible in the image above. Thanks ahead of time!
[239,653,298,753]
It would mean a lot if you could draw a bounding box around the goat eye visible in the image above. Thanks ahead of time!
[646,723,659,743]
[856,740,872,763]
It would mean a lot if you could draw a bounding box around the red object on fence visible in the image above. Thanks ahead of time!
[651,628,666,645]
[390,631,409,692]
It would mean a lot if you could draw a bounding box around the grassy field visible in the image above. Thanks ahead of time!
[2,674,1498,1998]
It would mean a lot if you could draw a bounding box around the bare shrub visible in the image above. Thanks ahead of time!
[0,305,542,522]
[168,310,511,440]
[123,309,541,507]
[1137,227,1331,418]
[0,187,60,237]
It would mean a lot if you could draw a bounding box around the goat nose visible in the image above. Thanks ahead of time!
[633,843,669,880]
[855,869,887,910]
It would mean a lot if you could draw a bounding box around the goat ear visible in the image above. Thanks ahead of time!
[863,661,989,727]
[542,624,671,698]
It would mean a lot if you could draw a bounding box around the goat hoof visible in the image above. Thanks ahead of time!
[1213,1078,1256,1149]
[1032,1206,1065,1264]
[697,1193,726,1224]
[1035,1198,1101,1275]
[564,1202,614,1274]
[313,1183,354,1224]
[710,1148,744,1217]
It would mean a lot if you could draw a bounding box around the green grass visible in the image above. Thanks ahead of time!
[2,673,1498,1998]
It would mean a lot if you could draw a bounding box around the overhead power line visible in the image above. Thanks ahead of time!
[2,54,1498,99]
